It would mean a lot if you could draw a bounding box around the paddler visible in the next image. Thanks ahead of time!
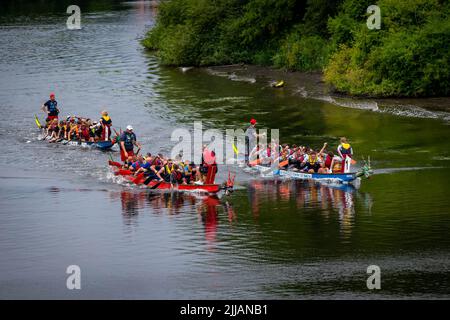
[79,123,90,142]
[119,125,141,162]
[245,118,266,165]
[67,117,79,141]
[302,151,322,173]
[41,92,60,122]
[100,110,112,141]
[199,145,217,184]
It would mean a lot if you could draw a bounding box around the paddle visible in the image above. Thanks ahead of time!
[34,114,42,129]
[249,159,288,168]
[112,128,120,137]
[149,179,164,189]
[232,143,239,155]
[132,172,145,184]
[249,159,261,166]
[108,160,122,168]
[142,174,164,189]
[278,160,289,168]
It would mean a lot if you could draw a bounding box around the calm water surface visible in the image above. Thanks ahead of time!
[0,1,449,299]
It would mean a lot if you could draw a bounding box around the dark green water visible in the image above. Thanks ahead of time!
[0,0,449,299]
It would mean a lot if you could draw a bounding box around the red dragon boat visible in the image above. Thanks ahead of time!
[108,161,233,194]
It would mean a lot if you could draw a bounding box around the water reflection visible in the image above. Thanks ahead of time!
[247,179,373,237]
[108,189,239,249]
[109,179,373,241]
[109,190,225,218]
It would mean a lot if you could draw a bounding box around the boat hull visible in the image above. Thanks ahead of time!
[252,165,359,184]
[146,181,221,193]
[40,137,114,150]
[62,139,114,150]
[110,163,221,193]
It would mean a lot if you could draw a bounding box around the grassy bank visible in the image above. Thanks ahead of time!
[142,0,449,97]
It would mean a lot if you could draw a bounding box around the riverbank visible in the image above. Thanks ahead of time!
[143,0,449,98]
[190,64,450,120]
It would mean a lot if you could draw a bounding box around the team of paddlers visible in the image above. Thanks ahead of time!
[245,119,355,174]
[40,93,114,143]
[39,93,356,188]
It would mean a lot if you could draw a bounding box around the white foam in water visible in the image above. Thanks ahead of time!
[205,69,256,83]
[432,156,450,161]
[180,66,193,73]
[315,95,379,111]
[228,73,256,83]
[313,96,450,121]
[199,96,250,104]
[379,104,440,119]
[373,167,443,175]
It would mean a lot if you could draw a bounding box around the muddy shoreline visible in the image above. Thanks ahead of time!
[197,64,450,116]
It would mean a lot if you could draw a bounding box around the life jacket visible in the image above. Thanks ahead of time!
[101,115,111,126]
[165,164,174,174]
[333,159,342,172]
[80,127,89,139]
[174,171,182,181]
[183,165,191,175]
[70,123,78,133]
[339,143,352,155]
[122,132,136,150]
[325,155,332,168]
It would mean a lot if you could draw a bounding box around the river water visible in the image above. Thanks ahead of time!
[0,1,449,299]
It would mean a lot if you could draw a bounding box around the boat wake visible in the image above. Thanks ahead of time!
[373,166,443,175]
[315,95,379,112]
[314,95,450,121]
[205,68,256,83]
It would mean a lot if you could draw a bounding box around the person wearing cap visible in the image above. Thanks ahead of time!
[245,118,265,165]
[41,92,60,122]
[119,125,141,162]
[100,110,112,141]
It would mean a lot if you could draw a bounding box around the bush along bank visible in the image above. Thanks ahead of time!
[142,0,450,97]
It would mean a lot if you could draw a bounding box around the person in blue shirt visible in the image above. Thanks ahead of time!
[41,92,60,122]
[119,125,141,162]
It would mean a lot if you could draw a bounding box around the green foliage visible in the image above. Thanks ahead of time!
[143,0,450,97]
[301,0,343,37]
[325,0,450,97]
[273,32,331,71]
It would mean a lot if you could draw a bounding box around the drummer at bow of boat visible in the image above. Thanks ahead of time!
[249,137,356,174]
[41,92,59,122]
